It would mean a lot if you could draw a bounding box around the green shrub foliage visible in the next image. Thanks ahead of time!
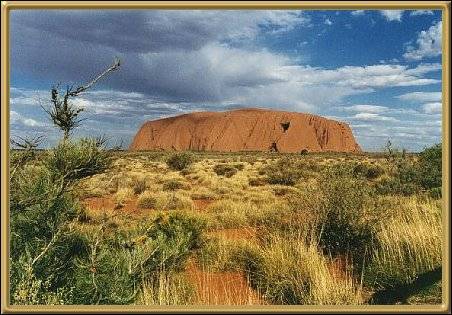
[166,152,194,171]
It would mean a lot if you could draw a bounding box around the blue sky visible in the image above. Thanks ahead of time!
[10,9,442,151]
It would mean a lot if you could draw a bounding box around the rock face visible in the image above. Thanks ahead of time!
[129,108,361,153]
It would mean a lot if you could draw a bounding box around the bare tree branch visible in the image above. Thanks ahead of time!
[66,57,121,97]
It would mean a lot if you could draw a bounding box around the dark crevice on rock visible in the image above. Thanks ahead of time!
[281,121,290,132]
[269,142,278,152]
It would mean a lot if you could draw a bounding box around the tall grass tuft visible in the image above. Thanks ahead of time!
[365,197,442,289]
[246,234,363,305]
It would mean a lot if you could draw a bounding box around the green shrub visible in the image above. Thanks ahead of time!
[264,158,304,186]
[353,163,384,180]
[418,143,442,194]
[145,212,206,269]
[9,138,111,305]
[71,211,206,304]
[317,166,376,266]
[213,164,238,177]
[162,179,186,191]
[377,143,442,197]
[166,152,194,171]
[45,138,111,183]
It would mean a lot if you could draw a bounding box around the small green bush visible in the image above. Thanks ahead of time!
[45,138,111,183]
[145,212,206,268]
[353,163,384,180]
[162,179,186,191]
[418,143,442,194]
[166,152,194,171]
[213,164,239,177]
[265,158,304,186]
[317,166,376,266]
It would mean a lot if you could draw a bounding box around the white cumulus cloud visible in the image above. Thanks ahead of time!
[404,21,442,60]
[410,10,434,16]
[422,102,442,114]
[351,10,365,16]
[397,91,442,102]
[10,110,46,127]
[379,10,404,22]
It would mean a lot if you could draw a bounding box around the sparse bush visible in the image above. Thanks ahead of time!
[233,163,245,171]
[162,179,187,191]
[198,237,260,272]
[248,177,267,187]
[213,164,238,177]
[114,187,134,205]
[264,158,304,186]
[353,163,384,180]
[137,272,195,305]
[166,193,195,211]
[137,192,158,209]
[132,177,147,195]
[166,152,194,171]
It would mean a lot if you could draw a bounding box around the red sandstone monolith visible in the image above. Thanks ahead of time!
[129,108,361,153]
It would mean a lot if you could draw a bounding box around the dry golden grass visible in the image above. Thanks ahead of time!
[77,151,441,306]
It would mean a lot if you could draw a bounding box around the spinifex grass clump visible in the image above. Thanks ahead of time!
[364,197,442,290]
[245,233,363,305]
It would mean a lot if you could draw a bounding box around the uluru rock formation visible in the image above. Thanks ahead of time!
[129,108,361,153]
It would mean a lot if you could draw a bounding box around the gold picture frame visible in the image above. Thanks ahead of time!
[1,1,450,313]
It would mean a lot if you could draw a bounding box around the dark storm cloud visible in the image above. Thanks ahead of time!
[12,10,219,53]
[11,10,306,102]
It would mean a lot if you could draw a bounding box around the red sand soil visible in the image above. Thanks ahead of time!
[185,259,265,305]
[84,195,214,214]
[129,108,361,153]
